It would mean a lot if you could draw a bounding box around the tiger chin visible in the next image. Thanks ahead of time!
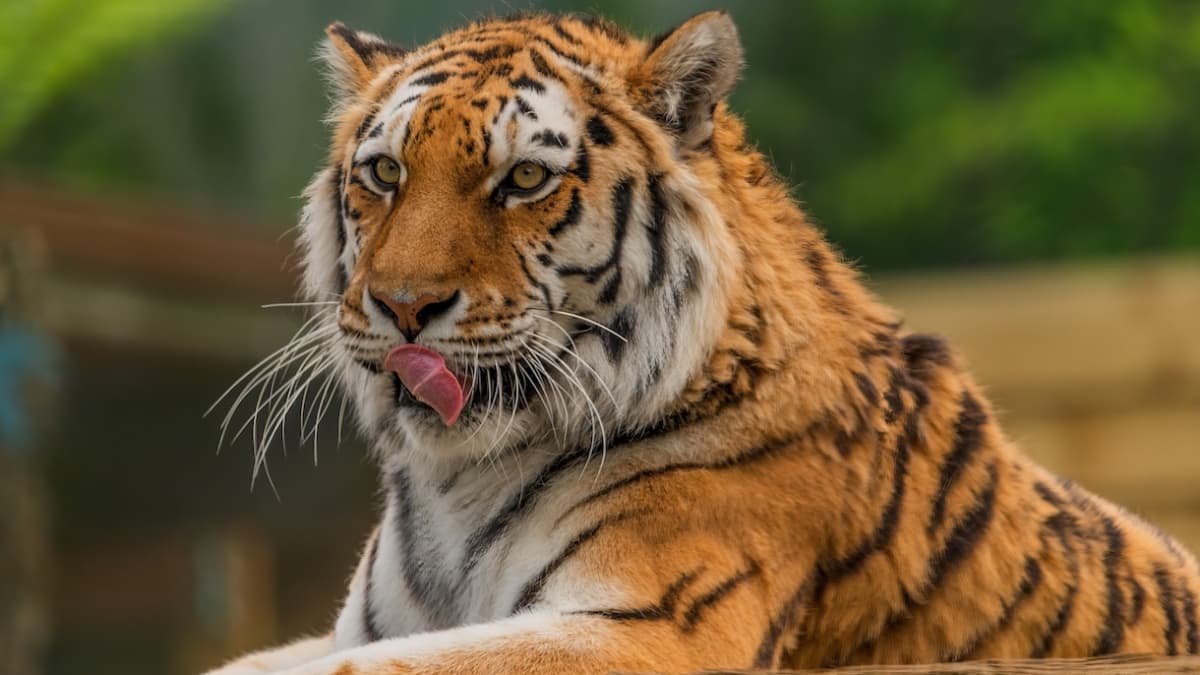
[207,10,1200,675]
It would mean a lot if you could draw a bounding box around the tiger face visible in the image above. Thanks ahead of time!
[298,13,744,460]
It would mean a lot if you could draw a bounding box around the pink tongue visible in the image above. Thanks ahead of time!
[383,345,465,426]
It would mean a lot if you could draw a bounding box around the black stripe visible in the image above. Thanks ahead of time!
[854,462,1000,663]
[394,93,422,110]
[556,177,634,305]
[328,23,406,63]
[1129,574,1146,624]
[514,244,552,309]
[601,307,634,362]
[331,166,349,293]
[531,129,569,148]
[1034,582,1079,658]
[528,48,563,82]
[1033,480,1067,508]
[681,561,762,632]
[464,396,797,580]
[461,442,598,573]
[340,303,369,324]
[362,533,382,641]
[557,177,633,281]
[586,115,615,146]
[339,323,383,341]
[645,173,669,289]
[598,272,622,304]
[576,13,627,44]
[950,556,1043,660]
[353,358,382,374]
[821,431,910,581]
[1092,516,1127,655]
[572,142,590,182]
[804,244,846,311]
[576,569,702,622]
[552,22,583,45]
[464,44,517,63]
[928,391,987,532]
[548,188,582,236]
[1155,565,1181,655]
[882,366,904,423]
[530,35,588,72]
[514,95,537,119]
[559,429,812,527]
[926,462,999,588]
[1032,510,1081,658]
[511,509,644,615]
[901,333,952,370]
[402,49,460,77]
[1182,579,1199,654]
[410,71,451,87]
[511,75,545,93]
[355,110,377,140]
[755,570,820,668]
[852,371,879,407]
[392,469,458,624]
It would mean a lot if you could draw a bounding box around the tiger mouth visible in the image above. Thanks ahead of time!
[389,358,541,423]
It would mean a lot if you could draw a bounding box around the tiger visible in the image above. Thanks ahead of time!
[206,10,1200,675]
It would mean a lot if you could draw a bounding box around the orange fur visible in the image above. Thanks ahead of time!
[209,11,1200,675]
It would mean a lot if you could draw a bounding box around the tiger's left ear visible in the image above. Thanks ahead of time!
[635,11,744,150]
[321,22,407,98]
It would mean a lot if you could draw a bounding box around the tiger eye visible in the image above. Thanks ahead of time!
[371,156,402,186]
[510,162,547,190]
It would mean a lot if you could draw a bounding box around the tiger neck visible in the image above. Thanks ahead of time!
[665,115,900,440]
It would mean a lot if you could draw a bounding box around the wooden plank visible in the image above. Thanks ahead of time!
[697,653,1200,673]
[42,274,301,362]
[874,258,1200,410]
[0,180,296,298]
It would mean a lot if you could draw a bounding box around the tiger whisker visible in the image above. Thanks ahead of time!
[252,353,337,488]
[218,326,335,449]
[525,332,614,481]
[525,336,607,461]
[528,330,618,411]
[528,305,628,343]
[228,343,332,446]
[261,300,342,309]
[206,311,331,418]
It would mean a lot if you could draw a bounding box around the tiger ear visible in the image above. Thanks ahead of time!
[321,22,407,97]
[635,11,744,150]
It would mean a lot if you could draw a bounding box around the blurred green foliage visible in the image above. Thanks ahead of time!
[0,0,230,151]
[1,0,1198,271]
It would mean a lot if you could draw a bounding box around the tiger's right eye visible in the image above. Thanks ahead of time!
[371,156,403,186]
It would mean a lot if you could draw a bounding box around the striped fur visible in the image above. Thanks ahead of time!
[207,11,1200,675]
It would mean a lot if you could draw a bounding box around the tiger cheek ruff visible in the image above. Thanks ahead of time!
[206,10,1200,675]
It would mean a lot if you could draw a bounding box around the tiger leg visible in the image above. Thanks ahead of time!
[205,634,335,675]
[271,608,770,675]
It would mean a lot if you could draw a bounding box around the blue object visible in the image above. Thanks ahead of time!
[0,321,56,453]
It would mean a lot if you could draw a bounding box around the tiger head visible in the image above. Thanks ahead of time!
[299,12,757,461]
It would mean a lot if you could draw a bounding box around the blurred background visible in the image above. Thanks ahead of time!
[0,1,1197,673]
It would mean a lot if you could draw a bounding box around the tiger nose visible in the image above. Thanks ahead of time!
[369,288,459,342]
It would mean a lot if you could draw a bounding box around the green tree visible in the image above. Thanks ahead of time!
[0,0,230,151]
